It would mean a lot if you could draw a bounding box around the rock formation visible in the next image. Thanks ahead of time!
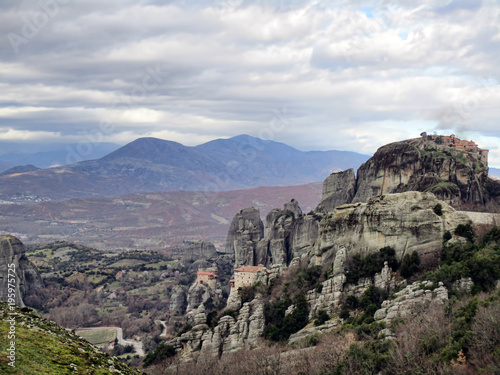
[224,207,264,267]
[0,234,43,307]
[256,199,303,266]
[374,280,448,324]
[315,191,470,265]
[182,241,217,263]
[169,285,188,315]
[170,296,265,358]
[352,137,489,206]
[251,200,320,267]
[317,169,356,212]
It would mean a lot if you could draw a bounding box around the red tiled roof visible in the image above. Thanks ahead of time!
[198,271,218,277]
[234,265,265,273]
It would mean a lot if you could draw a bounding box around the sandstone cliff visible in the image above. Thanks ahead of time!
[169,296,265,359]
[352,137,489,206]
[224,207,264,267]
[315,191,470,265]
[317,136,492,212]
[317,169,356,212]
[0,235,43,307]
[182,241,217,264]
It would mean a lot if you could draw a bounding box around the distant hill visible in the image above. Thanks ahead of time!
[0,135,369,202]
[0,164,40,177]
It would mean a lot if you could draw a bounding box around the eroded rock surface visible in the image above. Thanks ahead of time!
[317,169,356,212]
[225,207,264,267]
[0,234,43,307]
[374,281,448,324]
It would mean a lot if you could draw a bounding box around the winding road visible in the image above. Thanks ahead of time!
[75,326,145,357]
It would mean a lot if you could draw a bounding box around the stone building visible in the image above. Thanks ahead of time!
[197,270,218,290]
[422,133,489,164]
[230,264,267,290]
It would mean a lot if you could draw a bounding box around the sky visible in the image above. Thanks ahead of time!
[1,0,500,167]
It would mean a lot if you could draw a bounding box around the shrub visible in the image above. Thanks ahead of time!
[443,230,452,242]
[345,295,359,310]
[433,203,443,216]
[176,323,192,337]
[345,247,398,284]
[238,285,256,304]
[264,294,309,342]
[314,309,330,326]
[455,223,475,243]
[482,226,500,245]
[143,343,176,367]
[400,251,421,278]
[314,283,323,294]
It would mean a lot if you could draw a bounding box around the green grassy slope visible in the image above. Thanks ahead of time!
[0,302,142,375]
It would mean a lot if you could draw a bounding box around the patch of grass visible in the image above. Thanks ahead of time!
[76,328,117,345]
[0,303,141,375]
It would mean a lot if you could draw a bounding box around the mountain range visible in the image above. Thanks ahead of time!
[0,135,369,202]
[0,141,120,170]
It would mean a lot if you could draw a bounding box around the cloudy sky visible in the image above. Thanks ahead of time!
[1,0,500,166]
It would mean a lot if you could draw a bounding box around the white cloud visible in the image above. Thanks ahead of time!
[0,0,499,166]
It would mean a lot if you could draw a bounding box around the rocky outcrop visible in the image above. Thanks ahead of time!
[307,247,348,318]
[171,296,265,358]
[256,200,303,266]
[288,319,341,345]
[0,235,43,307]
[186,280,222,317]
[307,253,399,319]
[352,137,489,206]
[183,241,217,263]
[169,285,188,315]
[225,207,264,267]
[316,191,470,264]
[374,281,448,324]
[254,200,320,267]
[317,169,356,212]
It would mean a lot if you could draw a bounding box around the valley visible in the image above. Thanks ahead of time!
[0,182,322,250]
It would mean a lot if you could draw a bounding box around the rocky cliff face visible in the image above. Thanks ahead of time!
[256,199,303,266]
[169,285,188,315]
[353,137,489,206]
[317,169,356,212]
[229,200,319,268]
[224,207,264,267]
[313,137,491,212]
[169,296,265,358]
[182,241,217,263]
[374,280,448,325]
[315,191,470,264]
[0,235,43,307]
